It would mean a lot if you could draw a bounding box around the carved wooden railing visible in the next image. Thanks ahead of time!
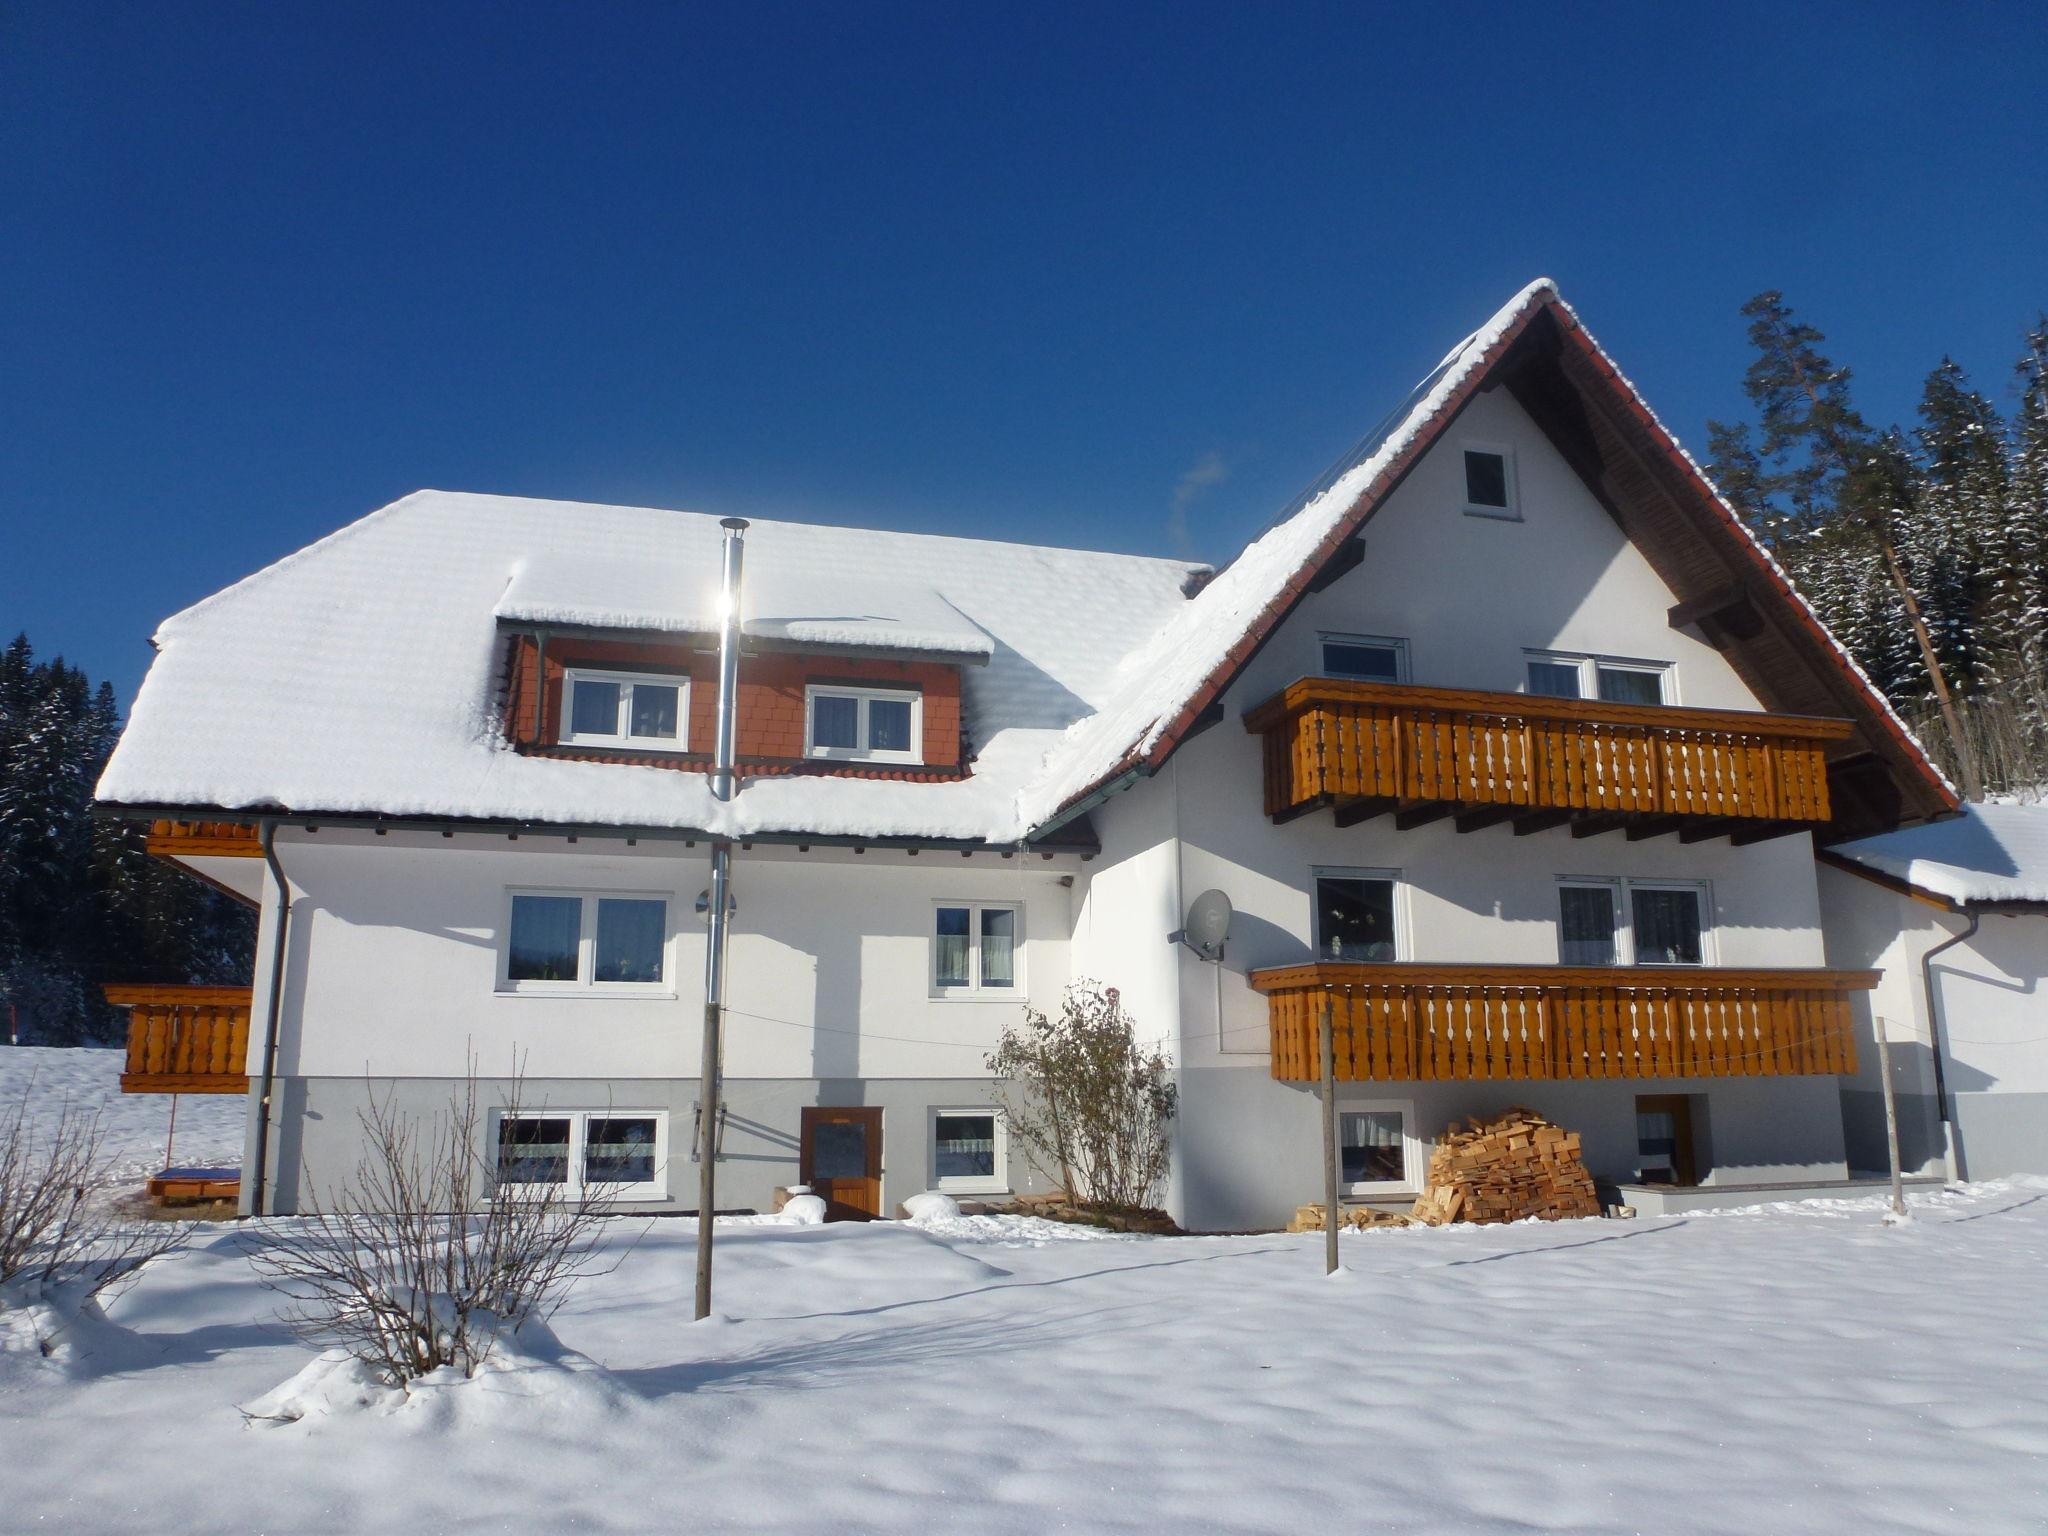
[1243,679,1854,827]
[146,820,262,857]
[1249,962,1874,1083]
[104,984,253,1093]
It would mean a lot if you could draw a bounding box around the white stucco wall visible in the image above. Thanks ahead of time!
[258,827,1075,1083]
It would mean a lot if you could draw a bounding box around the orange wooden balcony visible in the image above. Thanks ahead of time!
[104,984,253,1093]
[146,820,263,857]
[1249,962,1874,1083]
[1242,679,1855,839]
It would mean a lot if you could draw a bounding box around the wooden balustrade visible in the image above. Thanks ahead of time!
[103,984,254,1093]
[146,820,263,857]
[1243,679,1854,832]
[1249,962,1874,1083]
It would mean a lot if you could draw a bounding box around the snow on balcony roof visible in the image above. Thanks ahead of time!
[496,556,996,660]
[98,492,1202,843]
[1827,801,2048,907]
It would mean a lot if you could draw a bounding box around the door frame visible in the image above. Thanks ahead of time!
[1634,1093,1699,1186]
[799,1105,884,1220]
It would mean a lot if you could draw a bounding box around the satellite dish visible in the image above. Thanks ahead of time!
[1171,889,1233,963]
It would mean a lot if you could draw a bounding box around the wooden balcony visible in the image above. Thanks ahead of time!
[104,984,253,1093]
[1242,679,1855,840]
[146,820,262,857]
[1249,962,1874,1083]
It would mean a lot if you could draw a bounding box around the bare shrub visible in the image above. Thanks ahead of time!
[0,1087,182,1351]
[250,1073,622,1386]
[988,980,1177,1214]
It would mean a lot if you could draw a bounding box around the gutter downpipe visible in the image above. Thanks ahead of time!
[695,518,746,1321]
[250,819,292,1218]
[1920,908,1980,1185]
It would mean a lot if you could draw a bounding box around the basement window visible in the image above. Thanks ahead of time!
[560,667,687,750]
[933,902,1021,994]
[501,891,673,993]
[1461,443,1518,520]
[931,1107,1008,1194]
[495,1110,667,1200]
[806,685,922,763]
[1340,1100,1417,1193]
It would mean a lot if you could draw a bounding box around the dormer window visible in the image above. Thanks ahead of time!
[805,684,922,763]
[561,667,687,749]
[1461,443,1518,520]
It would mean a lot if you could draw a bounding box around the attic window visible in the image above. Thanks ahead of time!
[1461,445,1518,520]
[560,668,687,750]
[1320,633,1408,683]
[806,684,922,764]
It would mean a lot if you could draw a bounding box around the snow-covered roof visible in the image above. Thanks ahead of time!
[1827,802,2048,908]
[497,558,995,661]
[99,494,1201,843]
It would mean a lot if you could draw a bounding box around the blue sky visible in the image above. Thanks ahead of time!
[4,2,2044,707]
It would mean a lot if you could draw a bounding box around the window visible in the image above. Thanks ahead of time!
[495,1111,667,1200]
[501,891,672,993]
[805,685,922,763]
[1340,1100,1417,1192]
[1320,633,1408,684]
[931,1107,1008,1194]
[1461,443,1517,519]
[1555,879,1709,967]
[1524,652,1671,706]
[1313,870,1400,963]
[933,902,1021,994]
[560,668,686,749]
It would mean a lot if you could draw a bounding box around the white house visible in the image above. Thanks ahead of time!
[96,278,1960,1231]
[1818,802,2048,1181]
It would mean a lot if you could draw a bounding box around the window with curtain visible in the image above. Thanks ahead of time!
[933,1111,1003,1190]
[501,891,670,992]
[507,895,582,982]
[561,668,686,749]
[1524,652,1670,706]
[805,685,922,762]
[496,1112,666,1198]
[1315,875,1397,962]
[1558,885,1619,966]
[1631,886,1704,965]
[933,903,1020,993]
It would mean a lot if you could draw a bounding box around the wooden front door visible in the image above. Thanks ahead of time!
[1634,1094,1698,1186]
[800,1106,883,1220]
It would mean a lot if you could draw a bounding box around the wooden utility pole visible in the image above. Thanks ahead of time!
[1320,990,1339,1275]
[1875,1015,1907,1220]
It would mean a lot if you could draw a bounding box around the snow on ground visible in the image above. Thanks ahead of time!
[0,1046,243,1181]
[0,1174,2041,1531]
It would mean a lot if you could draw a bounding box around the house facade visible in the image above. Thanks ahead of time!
[97,280,1958,1231]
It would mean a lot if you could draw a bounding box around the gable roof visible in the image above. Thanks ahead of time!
[100,279,1956,847]
[1821,802,2048,910]
[1017,279,1958,841]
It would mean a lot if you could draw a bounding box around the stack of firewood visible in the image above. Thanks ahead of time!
[1409,1107,1600,1225]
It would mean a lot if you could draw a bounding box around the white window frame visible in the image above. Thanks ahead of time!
[1311,867,1408,964]
[1318,631,1410,684]
[497,888,677,997]
[1554,877,1713,967]
[804,684,923,764]
[559,667,689,750]
[1522,650,1675,706]
[1339,1097,1421,1195]
[490,1108,669,1202]
[928,1105,1009,1195]
[1459,440,1519,520]
[930,900,1024,998]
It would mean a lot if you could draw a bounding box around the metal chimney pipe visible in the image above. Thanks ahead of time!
[696,517,747,1321]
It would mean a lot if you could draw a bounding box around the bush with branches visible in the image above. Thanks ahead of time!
[0,1087,182,1361]
[250,1072,622,1388]
[988,980,1178,1213]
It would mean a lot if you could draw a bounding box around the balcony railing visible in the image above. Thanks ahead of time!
[104,984,253,1093]
[1242,679,1855,835]
[1248,962,1874,1083]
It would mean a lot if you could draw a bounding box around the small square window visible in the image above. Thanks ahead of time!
[1631,886,1704,966]
[1527,660,1583,699]
[498,1116,573,1185]
[933,902,1023,994]
[594,898,667,984]
[507,895,582,982]
[811,694,860,750]
[1461,445,1517,518]
[570,679,621,738]
[583,1116,658,1186]
[1314,874,1397,963]
[1341,1110,1406,1187]
[932,1108,1006,1193]
[1558,884,1619,966]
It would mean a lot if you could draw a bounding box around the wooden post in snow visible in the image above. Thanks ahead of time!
[1321,989,1339,1275]
[1875,1015,1907,1219]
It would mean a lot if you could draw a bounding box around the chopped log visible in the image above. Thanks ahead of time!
[1408,1107,1601,1225]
